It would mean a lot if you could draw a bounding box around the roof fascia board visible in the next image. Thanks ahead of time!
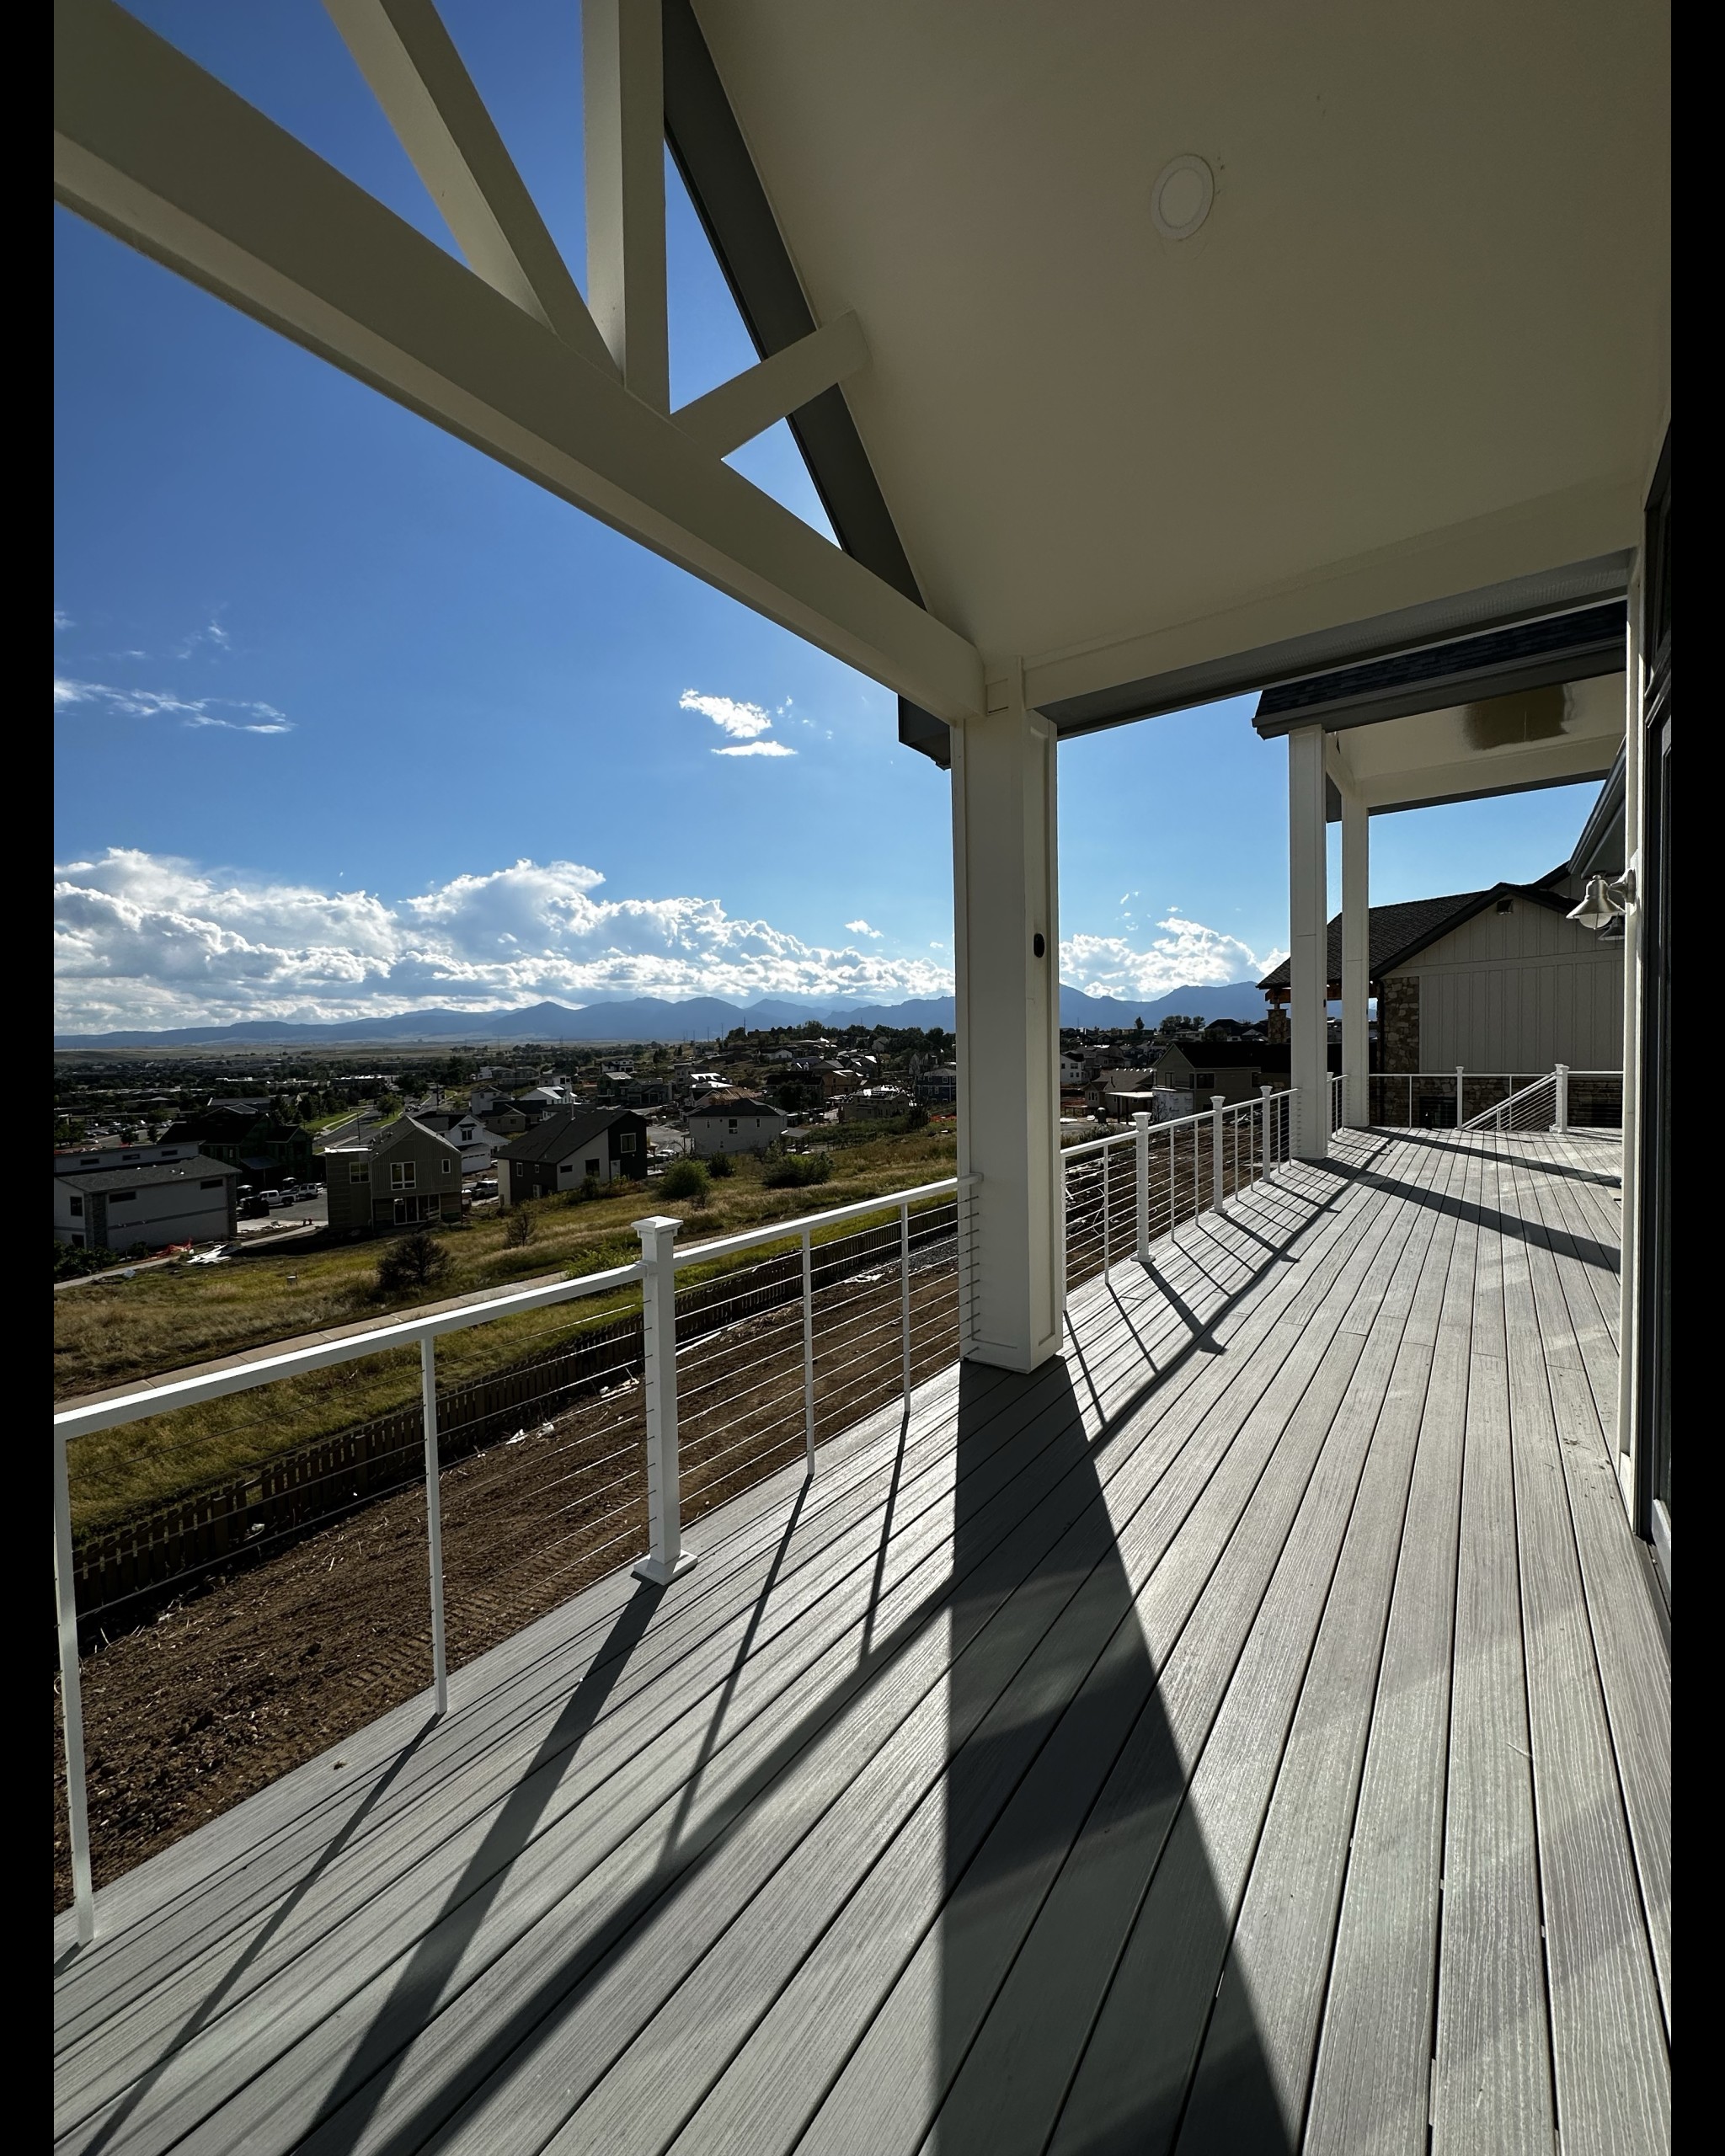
[55,0,981,720]
[1568,742,1629,873]
[1374,881,1573,973]
[1028,533,1633,739]
[1348,746,1621,818]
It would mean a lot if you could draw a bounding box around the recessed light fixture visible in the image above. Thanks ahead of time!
[1151,154,1215,241]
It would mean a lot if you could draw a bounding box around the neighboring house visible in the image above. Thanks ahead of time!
[914,1064,959,1106]
[619,1077,672,1108]
[323,1115,464,1238]
[158,1104,317,1186]
[1258,866,1623,1074]
[1083,1067,1158,1115]
[405,1107,499,1173]
[496,1108,649,1203]
[477,1103,531,1139]
[1058,1053,1092,1086]
[685,1095,790,1158]
[54,1153,238,1250]
[836,1086,914,1123]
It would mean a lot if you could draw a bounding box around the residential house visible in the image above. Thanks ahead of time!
[158,1103,317,1186]
[54,1152,238,1250]
[403,1107,500,1174]
[1258,861,1623,1077]
[684,1094,790,1158]
[496,1107,649,1203]
[836,1085,913,1123]
[914,1064,959,1106]
[323,1116,464,1238]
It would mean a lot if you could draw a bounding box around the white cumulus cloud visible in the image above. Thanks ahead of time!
[845,920,882,937]
[53,851,952,1033]
[680,688,795,757]
[1060,909,1273,1001]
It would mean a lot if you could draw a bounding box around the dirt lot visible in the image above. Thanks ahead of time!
[54,1259,962,1912]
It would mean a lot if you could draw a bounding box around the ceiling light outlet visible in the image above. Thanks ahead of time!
[1151,155,1215,241]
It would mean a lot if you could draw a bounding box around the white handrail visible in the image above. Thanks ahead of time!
[52,1164,979,1945]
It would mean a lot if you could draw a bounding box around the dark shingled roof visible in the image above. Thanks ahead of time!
[55,1153,237,1193]
[1257,877,1572,991]
[497,1107,643,1165]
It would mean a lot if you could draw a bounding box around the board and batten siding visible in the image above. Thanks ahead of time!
[1407,891,1623,1070]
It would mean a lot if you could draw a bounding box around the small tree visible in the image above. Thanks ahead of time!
[660,1158,709,1203]
[376,1228,451,1294]
[900,1101,930,1131]
[707,1149,735,1178]
[504,1206,536,1246]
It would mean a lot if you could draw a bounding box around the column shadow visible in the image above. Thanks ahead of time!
[930,1362,1295,2155]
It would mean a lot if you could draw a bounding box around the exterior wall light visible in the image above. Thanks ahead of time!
[1566,871,1637,932]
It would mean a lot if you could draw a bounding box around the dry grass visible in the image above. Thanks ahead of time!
[56,1129,959,1532]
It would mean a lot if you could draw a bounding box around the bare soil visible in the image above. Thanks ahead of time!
[54,1263,962,1912]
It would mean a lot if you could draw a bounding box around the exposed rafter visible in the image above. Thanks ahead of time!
[53,0,982,721]
[583,0,669,408]
[322,0,616,375]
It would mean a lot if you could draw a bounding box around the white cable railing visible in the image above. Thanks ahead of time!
[1062,1086,1298,1291]
[1370,1066,1624,1129]
[52,1170,975,1945]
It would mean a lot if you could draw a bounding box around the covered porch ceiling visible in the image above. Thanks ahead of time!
[697,0,1669,725]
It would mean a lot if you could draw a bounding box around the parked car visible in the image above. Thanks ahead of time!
[239,1195,270,1219]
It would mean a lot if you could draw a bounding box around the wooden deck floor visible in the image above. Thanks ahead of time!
[53,1128,1670,2156]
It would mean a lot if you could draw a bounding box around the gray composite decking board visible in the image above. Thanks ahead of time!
[778,1138,1466,2156]
[1493,1153,1670,2155]
[571,1148,1458,2156]
[81,1164,1380,2156]
[665,1145,1455,2156]
[1495,1144,1672,2039]
[1432,1160,1557,2156]
[1036,1149,1466,2156]
[55,1355,1021,2054]
[1298,1154,1485,2156]
[297,1164,1406,2156]
[1167,1132,1474,2154]
[50,1135,1666,2156]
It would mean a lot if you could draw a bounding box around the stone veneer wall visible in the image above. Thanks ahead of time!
[1380,974,1421,1072]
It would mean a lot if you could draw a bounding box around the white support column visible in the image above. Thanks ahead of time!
[1287,724,1330,1160]
[582,0,668,408]
[1340,782,1370,1127]
[952,665,1063,1369]
[633,1213,694,1585]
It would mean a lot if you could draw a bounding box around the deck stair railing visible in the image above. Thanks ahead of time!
[1370,1067,1624,1129]
[1062,1086,1298,1291]
[53,1170,975,1946]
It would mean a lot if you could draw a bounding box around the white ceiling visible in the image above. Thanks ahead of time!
[697,1,1669,696]
[1332,673,1625,814]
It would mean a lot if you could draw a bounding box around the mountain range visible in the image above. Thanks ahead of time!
[54,979,1268,1049]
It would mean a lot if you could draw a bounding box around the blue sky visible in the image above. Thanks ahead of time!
[53,3,1604,1033]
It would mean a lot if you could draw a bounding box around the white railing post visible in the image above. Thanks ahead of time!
[1455,1065,1465,1128]
[900,1200,912,1409]
[801,1227,816,1469]
[633,1214,694,1585]
[419,1337,447,1716]
[54,1432,95,1945]
[1134,1111,1151,1259]
[1556,1063,1571,1134]
[1210,1095,1226,1213]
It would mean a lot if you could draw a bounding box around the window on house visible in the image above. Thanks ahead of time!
[619,1131,636,1153]
[350,1161,370,1182]
[109,1192,136,1203]
[728,1119,738,1132]
[585,1157,600,1176]
[69,1196,83,1216]
[200,1178,224,1190]
[441,1157,453,1174]
[391,1161,416,1190]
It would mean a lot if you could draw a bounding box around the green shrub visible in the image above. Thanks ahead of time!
[375,1228,452,1294]
[659,1158,709,1203]
[707,1150,735,1178]
[53,1242,124,1283]
[564,1173,603,1205]
[763,1148,832,1189]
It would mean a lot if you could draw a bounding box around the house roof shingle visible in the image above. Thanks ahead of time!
[56,1153,238,1194]
[1256,875,1572,992]
[497,1107,642,1165]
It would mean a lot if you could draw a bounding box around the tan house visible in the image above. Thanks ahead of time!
[323,1115,464,1239]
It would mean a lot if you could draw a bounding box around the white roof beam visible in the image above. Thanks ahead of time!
[583,0,669,408]
[53,0,981,719]
[322,0,616,376]
[675,312,868,460]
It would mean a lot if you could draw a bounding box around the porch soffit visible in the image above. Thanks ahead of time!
[697,0,1668,692]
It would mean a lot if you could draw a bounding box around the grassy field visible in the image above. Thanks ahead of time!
[56,1127,960,1532]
